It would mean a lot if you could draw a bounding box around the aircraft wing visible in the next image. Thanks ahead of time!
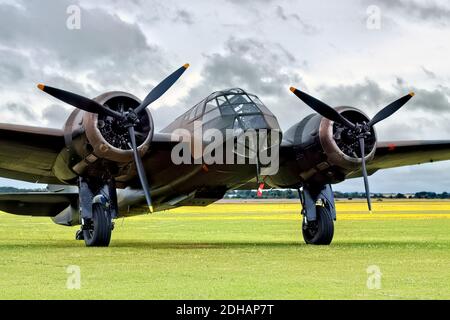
[0,123,65,184]
[0,124,180,186]
[347,140,450,178]
[0,191,77,216]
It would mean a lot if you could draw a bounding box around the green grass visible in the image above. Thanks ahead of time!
[0,203,449,299]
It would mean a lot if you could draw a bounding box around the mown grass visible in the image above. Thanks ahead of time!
[0,200,449,299]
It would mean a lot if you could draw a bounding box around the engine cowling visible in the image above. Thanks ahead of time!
[319,106,376,170]
[61,91,154,179]
[83,91,154,163]
[279,106,376,186]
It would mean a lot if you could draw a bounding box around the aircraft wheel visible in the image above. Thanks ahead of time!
[83,203,112,247]
[302,205,334,245]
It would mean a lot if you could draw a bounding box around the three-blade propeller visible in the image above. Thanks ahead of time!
[290,87,414,211]
[38,64,190,213]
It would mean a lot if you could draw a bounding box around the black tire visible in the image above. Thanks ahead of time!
[83,203,112,247]
[302,205,334,245]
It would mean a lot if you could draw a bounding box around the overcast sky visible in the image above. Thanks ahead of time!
[1,0,450,192]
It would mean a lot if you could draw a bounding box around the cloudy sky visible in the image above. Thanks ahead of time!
[1,0,450,192]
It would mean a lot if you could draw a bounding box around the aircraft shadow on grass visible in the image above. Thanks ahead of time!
[0,240,444,250]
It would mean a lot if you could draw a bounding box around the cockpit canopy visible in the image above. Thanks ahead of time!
[163,88,280,133]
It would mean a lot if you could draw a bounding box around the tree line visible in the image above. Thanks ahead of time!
[225,190,450,199]
[0,187,46,193]
[1,187,449,200]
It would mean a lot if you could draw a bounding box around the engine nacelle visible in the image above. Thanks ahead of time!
[278,106,376,187]
[61,91,154,180]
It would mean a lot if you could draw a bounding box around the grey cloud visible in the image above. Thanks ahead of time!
[0,49,27,83]
[0,2,149,65]
[275,5,318,34]
[276,5,299,21]
[380,121,426,140]
[315,78,450,141]
[226,0,275,4]
[421,66,437,79]
[367,0,450,25]
[152,37,308,131]
[378,114,450,140]
[318,78,450,114]
[0,48,52,98]
[4,103,38,122]
[317,79,391,112]
[129,2,195,28]
[409,88,450,112]
[0,1,168,93]
[394,77,450,112]
[41,104,71,128]
[173,9,194,25]
[0,0,174,128]
[197,37,304,96]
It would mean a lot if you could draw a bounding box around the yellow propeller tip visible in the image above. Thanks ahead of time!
[289,87,296,93]
[183,63,190,69]
[37,84,45,91]
[409,91,415,97]
[148,205,154,213]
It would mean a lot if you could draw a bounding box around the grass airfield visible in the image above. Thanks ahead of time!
[0,199,449,300]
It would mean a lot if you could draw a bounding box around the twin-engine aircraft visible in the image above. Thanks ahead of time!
[0,64,449,246]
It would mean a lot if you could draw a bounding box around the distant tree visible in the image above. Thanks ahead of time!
[0,187,45,193]
[224,189,450,199]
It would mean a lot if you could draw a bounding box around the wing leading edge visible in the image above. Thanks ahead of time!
[347,140,450,178]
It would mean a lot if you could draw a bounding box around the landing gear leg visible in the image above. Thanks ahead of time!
[76,177,118,247]
[298,185,335,245]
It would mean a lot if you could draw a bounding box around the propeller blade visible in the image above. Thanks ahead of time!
[37,84,122,118]
[135,64,190,114]
[127,126,153,213]
[290,87,356,128]
[368,92,415,127]
[358,137,372,212]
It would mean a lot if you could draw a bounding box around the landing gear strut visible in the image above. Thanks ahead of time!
[76,177,118,247]
[299,185,336,245]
